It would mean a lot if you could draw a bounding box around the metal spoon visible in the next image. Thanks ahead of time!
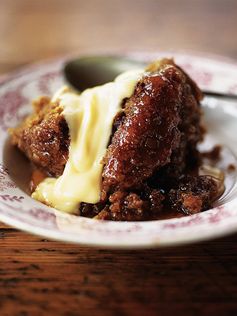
[64,55,237,100]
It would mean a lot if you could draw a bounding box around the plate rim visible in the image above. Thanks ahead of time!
[1,50,237,248]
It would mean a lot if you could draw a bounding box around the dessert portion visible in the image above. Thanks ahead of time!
[10,59,221,221]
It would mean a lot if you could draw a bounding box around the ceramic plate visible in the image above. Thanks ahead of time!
[1,51,237,248]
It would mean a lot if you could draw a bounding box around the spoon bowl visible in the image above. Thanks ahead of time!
[64,56,145,91]
[64,55,237,100]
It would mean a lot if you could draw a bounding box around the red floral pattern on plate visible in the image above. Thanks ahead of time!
[0,84,28,130]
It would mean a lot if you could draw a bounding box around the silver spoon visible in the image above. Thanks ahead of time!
[64,56,237,100]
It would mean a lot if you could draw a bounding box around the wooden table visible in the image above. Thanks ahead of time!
[1,1,237,315]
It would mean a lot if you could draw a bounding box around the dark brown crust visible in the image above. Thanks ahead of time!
[9,97,69,177]
[102,62,182,192]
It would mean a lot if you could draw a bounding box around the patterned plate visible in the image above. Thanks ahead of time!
[1,51,237,248]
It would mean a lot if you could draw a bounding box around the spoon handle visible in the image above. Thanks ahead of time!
[203,90,237,100]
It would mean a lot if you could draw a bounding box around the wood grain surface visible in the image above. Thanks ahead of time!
[0,1,237,315]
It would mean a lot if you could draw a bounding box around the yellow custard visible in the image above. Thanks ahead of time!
[32,69,143,213]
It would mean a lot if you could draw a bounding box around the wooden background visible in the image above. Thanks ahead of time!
[0,0,237,315]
